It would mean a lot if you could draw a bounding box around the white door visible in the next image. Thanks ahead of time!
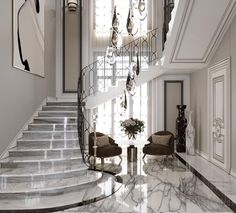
[208,58,230,172]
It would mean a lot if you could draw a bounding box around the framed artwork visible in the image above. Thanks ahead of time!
[12,0,45,77]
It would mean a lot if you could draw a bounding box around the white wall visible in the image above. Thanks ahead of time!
[190,14,236,171]
[148,74,190,135]
[0,0,56,155]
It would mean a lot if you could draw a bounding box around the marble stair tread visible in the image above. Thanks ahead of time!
[8,147,81,157]
[28,123,77,131]
[33,117,77,124]
[0,170,102,194]
[17,139,79,149]
[21,131,78,140]
[17,138,78,142]
[0,155,82,162]
[46,101,77,106]
[38,111,77,117]
[42,106,77,111]
[9,147,80,152]
[0,173,121,211]
[0,164,87,177]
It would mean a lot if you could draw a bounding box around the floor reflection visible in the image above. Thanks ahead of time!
[62,146,232,213]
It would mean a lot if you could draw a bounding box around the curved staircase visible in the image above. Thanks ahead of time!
[0,100,121,212]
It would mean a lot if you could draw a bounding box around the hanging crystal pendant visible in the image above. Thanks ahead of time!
[112,6,118,30]
[129,61,137,77]
[128,53,140,77]
[133,0,147,21]
[111,30,122,49]
[126,8,138,36]
[118,90,128,116]
[112,6,122,33]
[138,0,146,13]
[111,30,118,47]
[126,73,136,96]
[105,45,116,65]
[136,53,140,76]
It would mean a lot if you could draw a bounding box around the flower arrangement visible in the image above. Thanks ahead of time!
[120,117,144,140]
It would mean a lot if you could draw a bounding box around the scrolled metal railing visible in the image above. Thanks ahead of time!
[77,28,159,163]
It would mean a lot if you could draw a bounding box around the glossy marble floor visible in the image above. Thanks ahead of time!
[60,146,232,213]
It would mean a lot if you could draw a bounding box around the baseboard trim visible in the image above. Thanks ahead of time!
[195,149,209,161]
[0,98,47,159]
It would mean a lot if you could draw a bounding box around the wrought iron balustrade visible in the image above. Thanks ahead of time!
[77,28,159,162]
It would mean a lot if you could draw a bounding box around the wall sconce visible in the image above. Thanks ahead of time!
[67,0,78,11]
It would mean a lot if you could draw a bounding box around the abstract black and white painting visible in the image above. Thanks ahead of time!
[13,0,45,77]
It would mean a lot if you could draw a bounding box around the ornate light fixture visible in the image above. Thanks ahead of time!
[133,0,147,21]
[105,45,117,65]
[126,8,138,36]
[118,90,128,116]
[67,0,78,11]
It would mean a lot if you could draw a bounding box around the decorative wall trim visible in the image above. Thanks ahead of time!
[208,57,231,173]
[171,0,236,63]
[164,80,183,131]
[156,74,190,131]
[162,0,236,69]
[0,98,47,159]
[55,0,77,99]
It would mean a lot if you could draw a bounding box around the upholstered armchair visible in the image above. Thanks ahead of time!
[88,132,122,164]
[143,131,174,159]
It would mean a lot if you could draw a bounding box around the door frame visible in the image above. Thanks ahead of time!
[208,57,231,172]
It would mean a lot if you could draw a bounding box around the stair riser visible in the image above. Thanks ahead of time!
[42,106,77,111]
[0,181,97,199]
[33,118,77,124]
[22,132,78,140]
[28,124,77,131]
[46,102,77,106]
[17,140,79,149]
[9,149,80,158]
[38,112,77,117]
[1,159,83,169]
[0,169,87,183]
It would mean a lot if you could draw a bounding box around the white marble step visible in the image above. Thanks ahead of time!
[21,131,78,140]
[0,170,102,198]
[17,139,79,149]
[46,101,77,106]
[0,156,83,169]
[0,173,121,211]
[28,123,77,131]
[33,117,77,124]
[8,147,81,158]
[42,106,77,111]
[0,166,88,183]
[38,111,77,117]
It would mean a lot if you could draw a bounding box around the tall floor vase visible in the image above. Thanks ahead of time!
[176,105,187,152]
[186,110,195,155]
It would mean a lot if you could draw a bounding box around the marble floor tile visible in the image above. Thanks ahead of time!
[61,148,232,213]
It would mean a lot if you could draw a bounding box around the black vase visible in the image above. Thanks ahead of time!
[176,105,187,152]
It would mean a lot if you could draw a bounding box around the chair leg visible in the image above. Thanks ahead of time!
[118,155,122,165]
[101,158,104,171]
[142,154,146,159]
